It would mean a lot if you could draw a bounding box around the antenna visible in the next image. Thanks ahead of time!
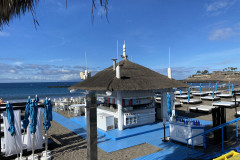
[85,52,87,71]
[169,48,170,68]
[117,40,118,61]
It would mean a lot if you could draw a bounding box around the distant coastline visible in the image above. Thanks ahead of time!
[184,70,240,84]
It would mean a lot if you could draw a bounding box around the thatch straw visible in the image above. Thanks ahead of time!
[0,0,108,29]
[0,0,39,29]
[69,59,189,91]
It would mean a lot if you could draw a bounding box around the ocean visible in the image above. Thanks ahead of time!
[0,82,84,102]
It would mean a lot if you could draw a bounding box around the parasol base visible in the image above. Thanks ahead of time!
[40,155,52,160]
[41,150,52,157]
[28,154,38,160]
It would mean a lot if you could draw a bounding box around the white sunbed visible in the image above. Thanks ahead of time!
[174,91,188,95]
[180,99,202,104]
[212,101,238,108]
[232,98,240,102]
[189,105,216,112]
[175,95,193,99]
[174,102,181,107]
[201,96,221,101]
[216,94,233,98]
[192,92,209,96]
[205,91,221,95]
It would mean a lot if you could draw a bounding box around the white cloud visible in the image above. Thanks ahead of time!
[205,0,236,16]
[0,31,10,37]
[48,59,63,63]
[9,69,17,73]
[209,28,234,40]
[13,61,23,66]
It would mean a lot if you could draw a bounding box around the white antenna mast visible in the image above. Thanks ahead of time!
[169,48,170,68]
[85,52,87,71]
[168,47,172,79]
[117,40,118,62]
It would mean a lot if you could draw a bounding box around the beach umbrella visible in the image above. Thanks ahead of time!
[200,83,202,93]
[29,96,39,160]
[231,84,234,95]
[21,97,31,159]
[167,93,172,116]
[215,83,218,91]
[190,83,192,91]
[42,98,53,159]
[22,97,31,130]
[209,83,211,90]
[188,89,190,103]
[6,102,19,159]
[6,103,16,136]
[229,81,231,89]
[212,86,215,98]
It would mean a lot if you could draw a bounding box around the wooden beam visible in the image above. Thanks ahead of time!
[86,92,98,160]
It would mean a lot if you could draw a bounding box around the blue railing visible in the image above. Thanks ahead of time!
[186,117,240,159]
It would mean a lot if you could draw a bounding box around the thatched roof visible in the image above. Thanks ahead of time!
[69,59,188,91]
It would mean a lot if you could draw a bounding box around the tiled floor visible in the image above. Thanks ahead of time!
[52,111,212,159]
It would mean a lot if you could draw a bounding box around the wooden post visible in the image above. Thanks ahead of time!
[86,92,97,160]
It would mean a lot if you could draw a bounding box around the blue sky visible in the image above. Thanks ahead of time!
[0,0,240,82]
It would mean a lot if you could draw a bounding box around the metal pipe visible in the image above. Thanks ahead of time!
[237,122,238,144]
[222,128,224,153]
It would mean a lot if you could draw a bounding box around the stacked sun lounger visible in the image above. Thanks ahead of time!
[189,105,216,113]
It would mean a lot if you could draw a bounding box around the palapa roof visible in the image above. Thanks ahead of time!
[69,59,188,91]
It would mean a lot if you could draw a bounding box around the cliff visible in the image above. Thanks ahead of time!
[184,71,240,83]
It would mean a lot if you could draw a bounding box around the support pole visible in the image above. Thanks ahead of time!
[86,93,97,160]
[117,91,123,131]
[222,128,224,153]
[236,122,238,145]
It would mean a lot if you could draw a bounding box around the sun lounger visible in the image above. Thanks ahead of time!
[212,101,238,108]
[174,102,181,107]
[201,96,221,101]
[174,91,187,95]
[216,94,233,98]
[189,105,216,113]
[232,98,240,102]
[205,91,221,95]
[192,92,209,96]
[180,99,202,104]
[175,95,193,99]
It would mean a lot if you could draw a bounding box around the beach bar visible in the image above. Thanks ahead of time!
[69,44,188,131]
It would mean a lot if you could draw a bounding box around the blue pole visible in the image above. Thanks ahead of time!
[237,122,238,144]
[200,83,202,93]
[222,128,224,153]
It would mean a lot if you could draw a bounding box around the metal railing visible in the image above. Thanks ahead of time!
[186,117,240,159]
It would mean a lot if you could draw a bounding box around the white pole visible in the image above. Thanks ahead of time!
[32,134,35,160]
[117,40,118,62]
[85,52,87,71]
[169,48,170,68]
[117,91,123,131]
